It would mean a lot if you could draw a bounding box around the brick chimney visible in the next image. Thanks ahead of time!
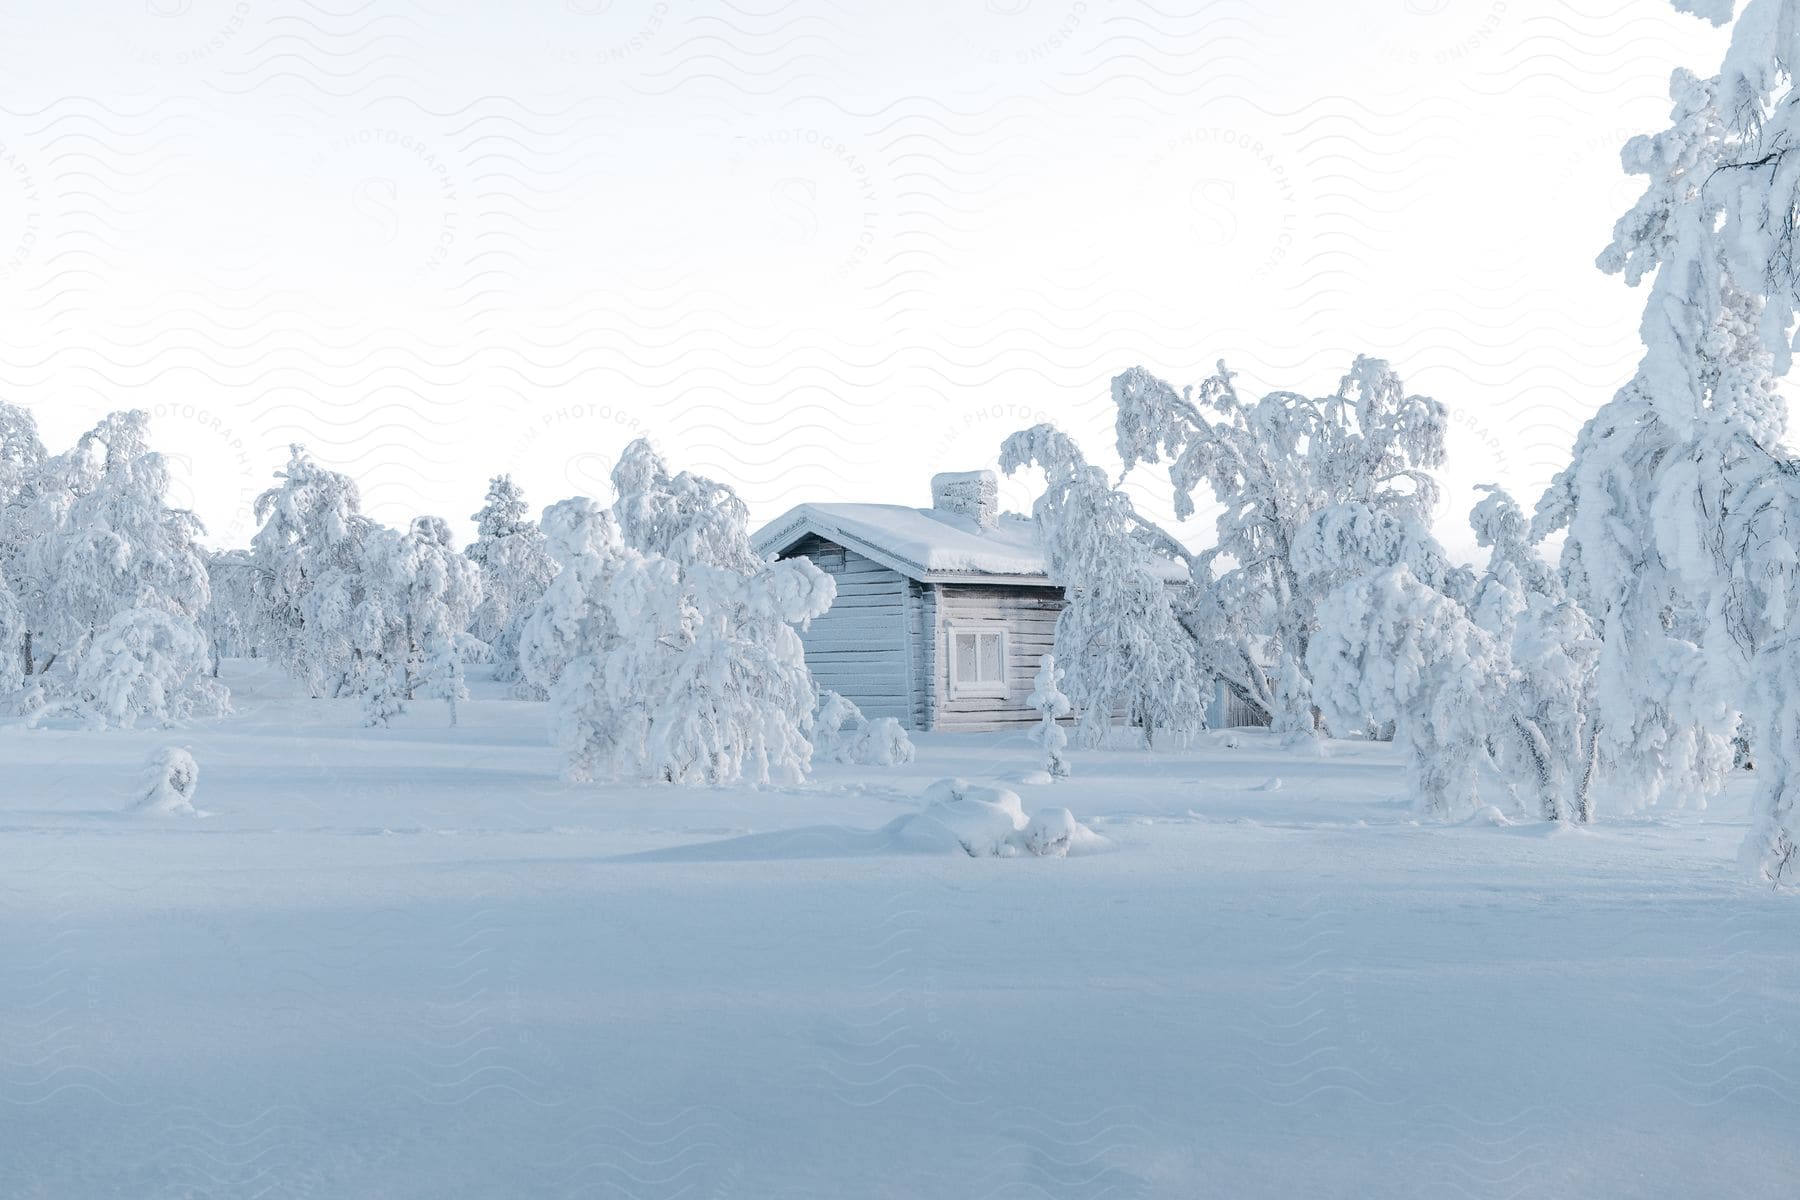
[930,470,999,530]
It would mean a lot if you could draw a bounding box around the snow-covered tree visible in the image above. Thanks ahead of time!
[1309,565,1507,819]
[0,405,45,682]
[1725,455,1800,878]
[61,607,228,730]
[0,401,45,499]
[610,438,765,572]
[359,657,408,728]
[1464,487,1603,823]
[1111,357,1449,741]
[19,412,213,685]
[201,549,259,670]
[999,423,1207,748]
[518,497,620,701]
[249,446,379,698]
[392,516,481,711]
[466,475,555,687]
[336,515,482,727]
[1537,0,1800,871]
[0,573,24,704]
[521,444,836,785]
[1296,485,1603,822]
[1026,653,1073,779]
[0,403,46,672]
[609,443,835,783]
[468,473,532,559]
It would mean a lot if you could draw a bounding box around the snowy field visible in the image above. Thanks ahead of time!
[4,662,1798,1199]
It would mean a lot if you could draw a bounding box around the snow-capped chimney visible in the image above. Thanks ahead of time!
[930,470,999,530]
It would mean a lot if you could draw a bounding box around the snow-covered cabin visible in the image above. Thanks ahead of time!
[755,470,1200,733]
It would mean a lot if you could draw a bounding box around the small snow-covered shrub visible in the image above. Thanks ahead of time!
[1025,653,1072,779]
[891,778,1103,858]
[811,690,859,756]
[66,608,228,729]
[855,717,915,767]
[135,746,200,816]
[811,690,916,767]
[361,659,408,728]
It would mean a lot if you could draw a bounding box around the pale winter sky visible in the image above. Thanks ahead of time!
[0,1,1732,558]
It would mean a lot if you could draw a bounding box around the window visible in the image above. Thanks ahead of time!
[948,627,1007,698]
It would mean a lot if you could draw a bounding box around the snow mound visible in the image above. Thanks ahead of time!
[135,747,203,817]
[1466,805,1513,827]
[1016,769,1055,786]
[890,779,1105,858]
[854,717,916,767]
[1251,777,1283,792]
[1023,807,1105,857]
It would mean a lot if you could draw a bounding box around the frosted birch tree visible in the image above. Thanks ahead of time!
[1110,356,1449,741]
[999,423,1207,747]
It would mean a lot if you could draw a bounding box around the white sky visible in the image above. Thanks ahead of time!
[0,0,1732,559]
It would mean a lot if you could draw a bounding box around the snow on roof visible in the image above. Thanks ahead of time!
[754,502,1190,586]
[755,503,1050,583]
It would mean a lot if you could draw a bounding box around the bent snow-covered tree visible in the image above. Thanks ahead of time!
[1309,564,1506,819]
[1541,0,1800,878]
[1467,486,1602,823]
[1297,486,1602,821]
[1000,423,1206,747]
[1110,356,1449,742]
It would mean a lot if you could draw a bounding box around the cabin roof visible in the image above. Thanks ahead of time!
[755,502,1052,584]
[754,501,1189,587]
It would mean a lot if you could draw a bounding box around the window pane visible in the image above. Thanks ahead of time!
[979,633,1003,683]
[954,633,977,682]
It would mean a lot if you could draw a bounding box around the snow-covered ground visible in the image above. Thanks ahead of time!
[4,662,1797,1198]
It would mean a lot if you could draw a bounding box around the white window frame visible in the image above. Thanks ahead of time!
[947,626,1008,699]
